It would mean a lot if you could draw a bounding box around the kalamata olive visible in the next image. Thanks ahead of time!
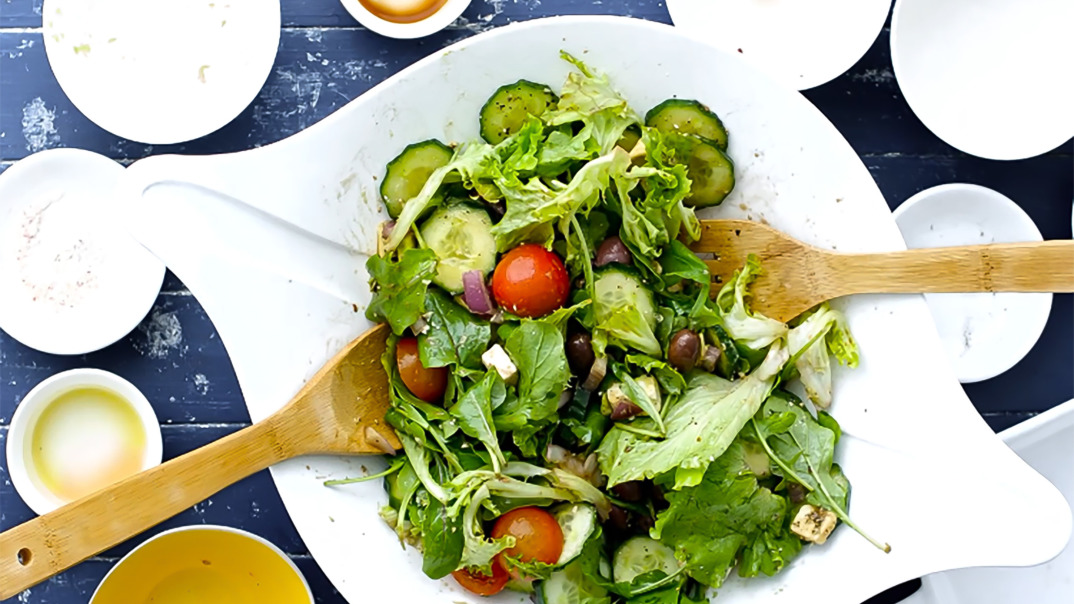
[651,485,668,510]
[787,482,807,505]
[611,481,646,503]
[668,329,701,372]
[605,505,631,532]
[594,236,632,267]
[637,514,655,532]
[610,400,642,420]
[566,332,596,375]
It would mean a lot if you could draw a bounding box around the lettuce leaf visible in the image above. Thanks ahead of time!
[365,248,437,335]
[715,255,787,350]
[597,343,789,488]
[545,52,640,154]
[493,320,571,430]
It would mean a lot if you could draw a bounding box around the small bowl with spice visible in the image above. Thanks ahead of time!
[339,0,472,39]
[0,148,165,355]
[6,368,164,515]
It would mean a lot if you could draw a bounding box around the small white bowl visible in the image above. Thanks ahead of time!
[667,0,892,90]
[0,149,165,355]
[893,183,1052,383]
[6,368,163,515]
[339,0,472,39]
[891,0,1074,160]
[91,525,313,604]
[43,0,281,144]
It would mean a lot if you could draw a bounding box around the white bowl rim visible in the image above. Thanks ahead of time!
[338,0,473,40]
[5,368,164,515]
[88,524,314,604]
[892,182,1052,383]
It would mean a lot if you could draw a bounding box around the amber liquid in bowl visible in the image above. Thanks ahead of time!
[358,0,450,23]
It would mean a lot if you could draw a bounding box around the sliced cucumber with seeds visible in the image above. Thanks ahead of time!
[419,203,497,293]
[646,99,729,150]
[612,536,680,585]
[480,80,559,144]
[380,139,453,219]
[537,556,609,604]
[666,132,735,207]
[552,503,597,567]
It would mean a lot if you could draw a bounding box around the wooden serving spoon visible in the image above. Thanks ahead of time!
[2,219,1071,598]
[694,219,1074,322]
[0,323,398,600]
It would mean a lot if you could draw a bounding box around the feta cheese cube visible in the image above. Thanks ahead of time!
[791,504,838,544]
[481,344,518,385]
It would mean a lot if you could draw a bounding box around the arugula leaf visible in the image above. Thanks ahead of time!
[365,248,437,335]
[420,494,464,579]
[449,373,507,472]
[658,240,709,289]
[738,528,802,579]
[611,363,667,436]
[494,321,571,429]
[625,354,687,399]
[754,395,889,552]
[597,343,788,488]
[419,288,491,371]
[397,432,448,504]
[625,587,681,604]
[384,141,497,251]
[652,440,791,588]
[715,255,787,350]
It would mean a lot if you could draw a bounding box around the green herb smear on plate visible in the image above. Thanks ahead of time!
[343,52,889,603]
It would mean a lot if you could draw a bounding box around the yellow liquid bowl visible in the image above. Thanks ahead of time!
[91,526,312,604]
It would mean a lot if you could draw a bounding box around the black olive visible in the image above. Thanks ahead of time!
[565,331,596,376]
[667,329,701,372]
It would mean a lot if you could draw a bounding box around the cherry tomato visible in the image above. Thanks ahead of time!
[451,559,509,596]
[395,336,447,403]
[491,506,564,578]
[491,244,570,318]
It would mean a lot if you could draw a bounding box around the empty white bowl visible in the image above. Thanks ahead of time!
[43,0,281,144]
[891,0,1074,160]
[339,0,472,39]
[893,183,1051,383]
[6,368,163,515]
[667,0,892,90]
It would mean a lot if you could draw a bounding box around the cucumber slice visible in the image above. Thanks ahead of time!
[667,132,735,207]
[709,324,743,379]
[612,536,680,585]
[480,80,558,144]
[645,99,729,150]
[616,124,642,152]
[537,557,609,604]
[553,503,597,567]
[380,139,453,219]
[593,266,658,335]
[419,204,497,294]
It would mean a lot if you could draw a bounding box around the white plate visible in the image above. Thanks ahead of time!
[892,184,1051,383]
[902,398,1074,604]
[43,0,280,145]
[0,149,164,355]
[891,0,1074,160]
[667,0,892,91]
[118,16,1071,604]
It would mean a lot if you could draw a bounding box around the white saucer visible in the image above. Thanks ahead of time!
[0,149,165,355]
[667,0,892,91]
[891,0,1074,160]
[43,0,280,144]
[893,183,1052,383]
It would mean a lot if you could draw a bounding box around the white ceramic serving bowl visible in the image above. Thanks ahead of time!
[891,0,1074,160]
[0,148,165,355]
[667,0,892,90]
[43,0,281,144]
[903,398,1074,604]
[339,0,472,39]
[90,525,313,604]
[6,368,163,515]
[892,183,1051,383]
[117,16,1071,604]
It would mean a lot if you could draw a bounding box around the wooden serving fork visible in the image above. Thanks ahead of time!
[694,219,1074,322]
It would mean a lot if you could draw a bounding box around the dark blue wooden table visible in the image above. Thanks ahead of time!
[1,1,1071,602]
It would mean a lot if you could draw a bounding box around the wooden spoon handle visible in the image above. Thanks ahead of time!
[0,416,295,599]
[834,240,1074,295]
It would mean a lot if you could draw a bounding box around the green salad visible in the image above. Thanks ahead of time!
[344,53,888,603]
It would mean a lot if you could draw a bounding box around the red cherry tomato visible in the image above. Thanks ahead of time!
[491,244,570,318]
[451,559,509,596]
[395,336,447,403]
[491,506,564,578]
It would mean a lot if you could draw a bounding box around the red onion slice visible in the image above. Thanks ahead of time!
[699,345,721,372]
[461,270,495,315]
